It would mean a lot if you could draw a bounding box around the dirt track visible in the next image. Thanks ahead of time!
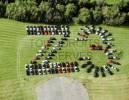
[36,77,89,100]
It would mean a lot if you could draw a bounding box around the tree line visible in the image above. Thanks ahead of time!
[0,0,129,26]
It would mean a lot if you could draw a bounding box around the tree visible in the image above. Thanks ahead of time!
[56,4,65,13]
[65,3,77,22]
[96,0,105,7]
[1,0,15,3]
[103,6,126,25]
[36,0,43,5]
[126,12,129,24]
[73,17,80,24]
[39,1,51,12]
[78,8,92,24]
[92,7,103,24]
[2,0,128,25]
[55,4,65,23]
[117,0,129,12]
[39,1,63,23]
[78,0,91,8]
[6,3,16,19]
[39,1,55,23]
[0,2,6,17]
[53,10,63,23]
[45,8,54,23]
[65,3,77,17]
[64,0,78,4]
[6,0,38,22]
[38,1,51,22]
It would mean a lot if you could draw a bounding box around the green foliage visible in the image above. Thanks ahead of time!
[53,11,63,23]
[78,0,90,6]
[45,8,54,22]
[64,0,79,4]
[73,17,80,24]
[39,1,64,23]
[96,0,106,7]
[78,8,92,24]
[117,0,129,10]
[0,2,6,17]
[56,4,65,13]
[92,7,103,24]
[6,0,38,22]
[38,1,51,22]
[1,0,129,25]
[103,6,126,25]
[39,1,51,12]
[65,3,77,17]
[126,12,129,23]
[65,3,77,22]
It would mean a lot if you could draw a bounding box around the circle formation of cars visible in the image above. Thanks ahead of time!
[77,25,121,77]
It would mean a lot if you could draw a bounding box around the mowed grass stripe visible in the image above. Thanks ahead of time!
[0,19,26,81]
[0,32,25,36]
[0,30,25,36]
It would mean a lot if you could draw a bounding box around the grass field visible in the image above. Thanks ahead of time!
[0,18,129,100]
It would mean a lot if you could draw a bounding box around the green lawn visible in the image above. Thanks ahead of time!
[0,18,129,100]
